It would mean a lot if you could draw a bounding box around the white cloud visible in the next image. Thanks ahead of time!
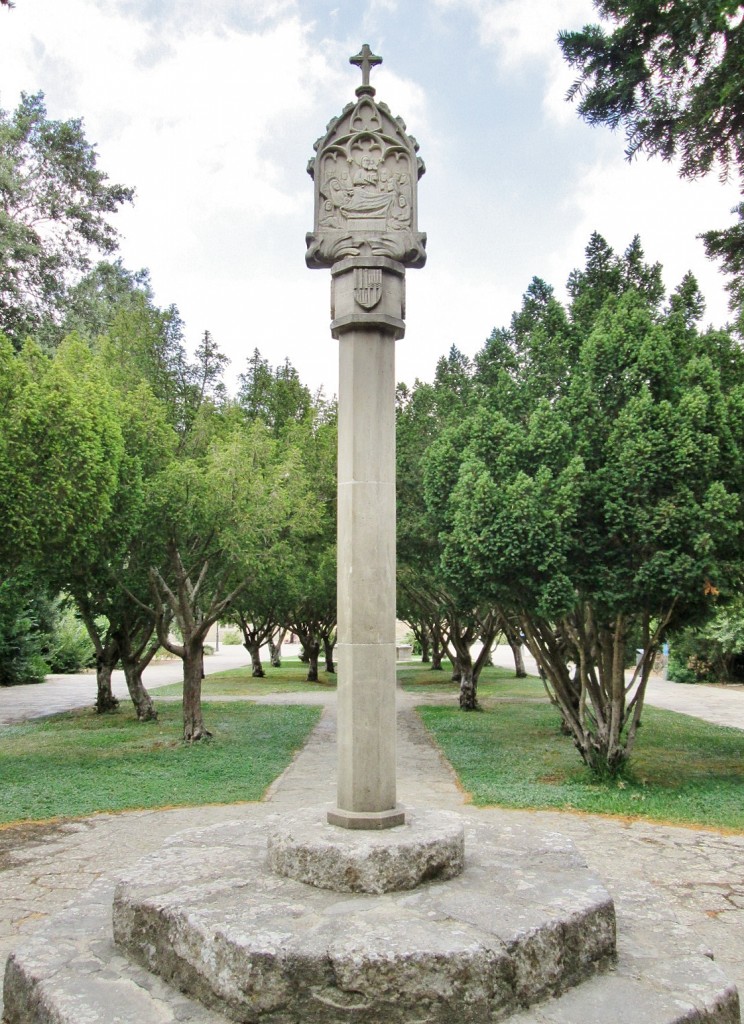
[548,155,741,325]
[430,0,596,124]
[1,0,146,109]
[95,0,299,35]
[433,0,593,66]
[0,0,738,400]
[371,71,430,144]
[402,264,516,380]
[365,0,398,15]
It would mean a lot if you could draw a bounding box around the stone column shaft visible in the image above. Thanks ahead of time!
[327,258,406,830]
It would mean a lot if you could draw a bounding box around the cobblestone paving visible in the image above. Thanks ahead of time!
[1,675,742,1020]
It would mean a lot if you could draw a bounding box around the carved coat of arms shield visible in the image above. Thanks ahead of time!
[354,266,383,310]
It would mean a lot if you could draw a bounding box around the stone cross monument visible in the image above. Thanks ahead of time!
[7,48,732,1024]
[307,44,426,830]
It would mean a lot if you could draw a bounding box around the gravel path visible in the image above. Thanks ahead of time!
[0,646,253,726]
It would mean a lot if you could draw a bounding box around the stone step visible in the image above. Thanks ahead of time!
[4,883,738,1024]
[2,879,228,1024]
[111,813,617,1022]
[3,815,739,1024]
[510,879,741,1023]
[511,929,740,1024]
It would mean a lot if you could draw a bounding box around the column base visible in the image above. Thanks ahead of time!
[327,804,406,830]
[267,806,464,894]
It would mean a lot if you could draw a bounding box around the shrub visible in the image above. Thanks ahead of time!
[0,577,51,686]
[667,649,704,684]
[219,627,242,645]
[45,603,96,673]
[668,601,744,684]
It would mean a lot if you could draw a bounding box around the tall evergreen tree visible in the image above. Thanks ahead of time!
[425,236,744,772]
[559,1,744,179]
[560,2,744,317]
[0,93,133,346]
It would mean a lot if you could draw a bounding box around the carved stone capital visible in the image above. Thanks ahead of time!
[330,257,406,339]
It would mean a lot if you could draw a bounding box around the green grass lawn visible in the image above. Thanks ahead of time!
[0,701,321,825]
[414,671,744,831]
[398,663,545,700]
[155,661,337,697]
[5,659,742,832]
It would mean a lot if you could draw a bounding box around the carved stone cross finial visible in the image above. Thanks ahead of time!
[350,43,382,89]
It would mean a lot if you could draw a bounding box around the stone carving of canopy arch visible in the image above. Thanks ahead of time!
[306,49,426,269]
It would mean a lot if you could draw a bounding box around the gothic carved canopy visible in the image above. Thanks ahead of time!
[306,45,427,270]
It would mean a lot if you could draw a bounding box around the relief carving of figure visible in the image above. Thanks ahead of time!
[320,155,407,229]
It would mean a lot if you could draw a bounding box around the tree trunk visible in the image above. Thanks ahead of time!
[420,630,431,664]
[148,544,253,743]
[115,619,160,722]
[510,639,527,677]
[247,639,265,678]
[559,667,581,735]
[269,628,285,668]
[183,643,211,742]
[450,615,498,711]
[95,656,120,714]
[458,650,478,711]
[76,602,119,715]
[431,629,443,670]
[521,607,670,778]
[304,640,320,682]
[323,634,335,674]
[121,661,157,721]
[496,610,527,678]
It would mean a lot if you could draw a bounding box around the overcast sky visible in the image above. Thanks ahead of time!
[1,0,740,395]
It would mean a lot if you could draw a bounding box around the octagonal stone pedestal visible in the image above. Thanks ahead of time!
[110,810,616,1023]
[4,808,740,1024]
[267,806,464,893]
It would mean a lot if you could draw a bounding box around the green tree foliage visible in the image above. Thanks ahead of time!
[559,2,744,319]
[0,93,335,720]
[280,402,338,681]
[68,290,231,720]
[425,235,744,774]
[94,289,193,436]
[237,348,313,436]
[225,409,335,682]
[0,93,133,347]
[0,335,124,576]
[0,334,129,690]
[285,542,336,681]
[397,348,502,705]
[0,578,98,686]
[669,595,744,683]
[559,1,744,179]
[396,378,447,671]
[701,202,744,319]
[182,329,229,440]
[53,346,176,716]
[231,369,337,681]
[43,599,97,674]
[41,270,203,715]
[61,259,154,341]
[148,415,319,740]
[0,255,225,710]
[0,575,51,685]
